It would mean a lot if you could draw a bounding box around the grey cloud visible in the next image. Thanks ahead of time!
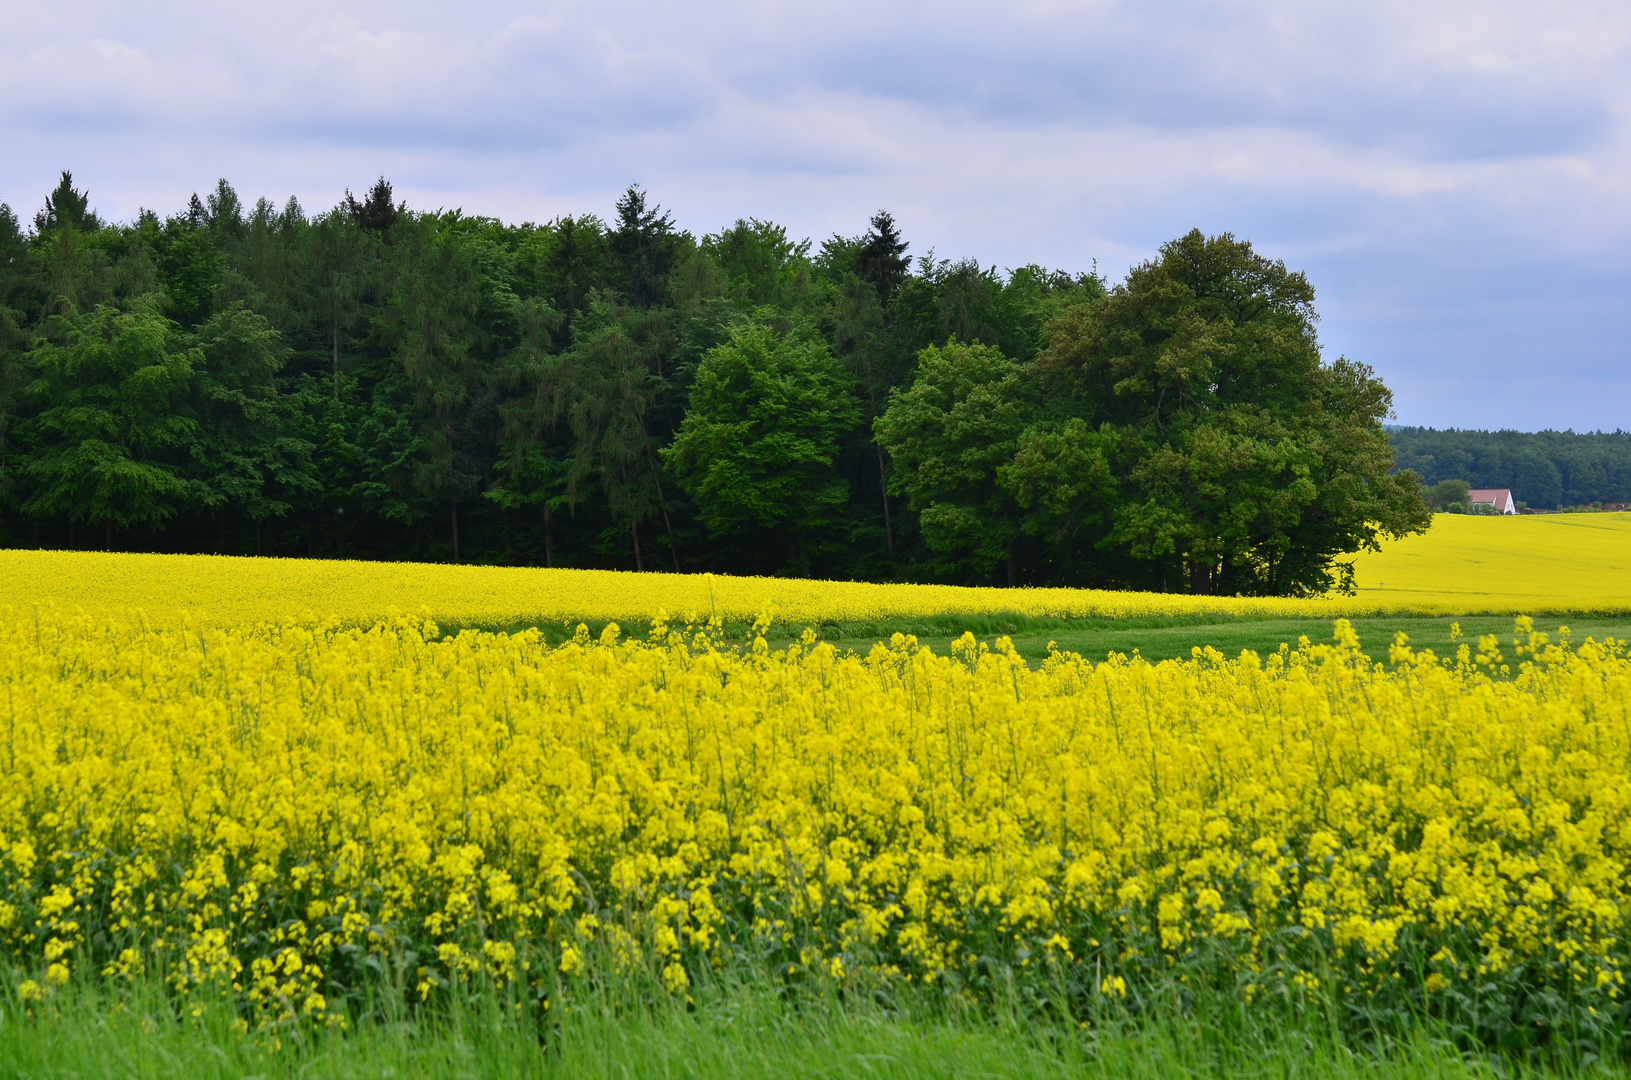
[0,0,1628,429]
[4,1,1620,164]
[2,8,722,151]
[278,14,717,139]
[1,38,170,130]
[708,1,1620,161]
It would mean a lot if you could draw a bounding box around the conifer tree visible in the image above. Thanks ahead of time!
[33,171,100,234]
[23,299,197,547]
[854,210,909,307]
[609,186,679,309]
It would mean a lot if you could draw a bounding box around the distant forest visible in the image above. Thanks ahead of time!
[1389,428,1631,510]
[0,172,1428,594]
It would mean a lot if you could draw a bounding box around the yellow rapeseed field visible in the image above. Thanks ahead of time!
[1,510,1629,630]
[1349,512,1631,612]
[4,520,1629,1043]
[2,605,1628,1044]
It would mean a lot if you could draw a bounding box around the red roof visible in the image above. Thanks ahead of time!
[1468,488,1514,507]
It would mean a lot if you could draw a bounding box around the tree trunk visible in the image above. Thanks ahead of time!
[1005,537,1017,588]
[543,503,554,568]
[1189,555,1211,595]
[67,516,74,548]
[646,450,681,573]
[450,498,460,563]
[104,518,112,552]
[631,520,644,572]
[217,508,226,553]
[790,530,808,577]
[876,442,895,555]
[331,322,340,401]
[661,507,680,573]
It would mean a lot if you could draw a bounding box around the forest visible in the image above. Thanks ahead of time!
[1390,426,1631,509]
[0,172,1428,595]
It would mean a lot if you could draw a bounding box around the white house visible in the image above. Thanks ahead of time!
[1468,488,1517,514]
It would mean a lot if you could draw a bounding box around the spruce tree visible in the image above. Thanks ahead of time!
[346,178,399,234]
[34,171,100,233]
[854,210,909,307]
[609,186,678,309]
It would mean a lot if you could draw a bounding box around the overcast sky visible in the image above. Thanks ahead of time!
[2,0,1626,431]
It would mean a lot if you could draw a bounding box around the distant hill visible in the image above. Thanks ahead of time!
[1387,427,1631,509]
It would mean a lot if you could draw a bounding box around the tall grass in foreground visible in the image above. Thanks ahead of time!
[0,974,1566,1080]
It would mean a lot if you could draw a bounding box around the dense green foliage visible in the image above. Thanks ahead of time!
[877,231,1430,594]
[1391,427,1631,510]
[0,172,1425,592]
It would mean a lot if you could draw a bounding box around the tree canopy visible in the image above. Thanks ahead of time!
[664,318,857,571]
[1015,231,1429,594]
[0,176,1427,593]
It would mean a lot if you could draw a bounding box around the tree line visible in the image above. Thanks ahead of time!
[0,172,1428,594]
[1390,427,1631,510]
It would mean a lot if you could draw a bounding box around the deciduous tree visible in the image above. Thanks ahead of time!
[874,341,1036,584]
[1033,229,1430,594]
[664,318,858,572]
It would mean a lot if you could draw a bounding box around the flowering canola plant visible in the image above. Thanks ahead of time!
[1349,511,1631,613]
[2,606,1628,1046]
[3,512,1630,634]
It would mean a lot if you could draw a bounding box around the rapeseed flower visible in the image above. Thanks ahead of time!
[3,511,1629,633]
[0,604,1626,1049]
